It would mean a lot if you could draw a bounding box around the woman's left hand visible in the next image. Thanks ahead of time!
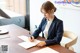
[36,41,46,47]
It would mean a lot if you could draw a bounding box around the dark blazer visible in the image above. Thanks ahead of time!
[32,16,63,46]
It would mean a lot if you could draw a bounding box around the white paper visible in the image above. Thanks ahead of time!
[18,35,29,42]
[18,35,41,49]
[32,47,59,53]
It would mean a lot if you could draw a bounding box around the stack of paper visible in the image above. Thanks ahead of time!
[32,47,59,53]
[18,35,41,49]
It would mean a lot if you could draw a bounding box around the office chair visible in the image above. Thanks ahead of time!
[60,31,78,51]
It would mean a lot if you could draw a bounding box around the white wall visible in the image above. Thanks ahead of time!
[55,8,80,53]
[30,0,80,53]
[30,0,46,33]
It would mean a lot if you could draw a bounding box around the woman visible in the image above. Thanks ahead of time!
[29,1,63,47]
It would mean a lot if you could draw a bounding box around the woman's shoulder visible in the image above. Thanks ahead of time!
[54,16,63,23]
[41,17,47,21]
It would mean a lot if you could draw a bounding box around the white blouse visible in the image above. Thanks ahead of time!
[43,18,53,39]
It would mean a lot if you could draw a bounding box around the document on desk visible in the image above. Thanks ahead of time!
[18,35,30,42]
[18,35,41,49]
[32,47,59,53]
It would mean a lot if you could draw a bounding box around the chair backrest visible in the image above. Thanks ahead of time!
[62,31,78,49]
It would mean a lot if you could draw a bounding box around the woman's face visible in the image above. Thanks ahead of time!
[41,9,54,19]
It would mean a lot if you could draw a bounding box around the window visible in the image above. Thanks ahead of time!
[0,0,6,9]
[0,0,27,16]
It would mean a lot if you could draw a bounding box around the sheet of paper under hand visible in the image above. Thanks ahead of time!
[32,47,59,53]
[18,35,30,42]
[18,35,41,49]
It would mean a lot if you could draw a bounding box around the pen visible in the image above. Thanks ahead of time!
[30,36,32,39]
[29,31,32,39]
[29,32,31,35]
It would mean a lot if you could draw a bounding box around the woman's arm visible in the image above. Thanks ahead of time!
[32,18,46,38]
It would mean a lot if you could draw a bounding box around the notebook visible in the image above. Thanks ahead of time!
[32,47,59,53]
[18,35,41,49]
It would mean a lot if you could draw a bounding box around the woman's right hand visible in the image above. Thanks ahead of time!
[28,36,35,42]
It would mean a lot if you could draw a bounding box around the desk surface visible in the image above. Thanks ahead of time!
[0,24,75,53]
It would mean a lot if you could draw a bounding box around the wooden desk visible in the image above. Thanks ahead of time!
[0,24,75,53]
